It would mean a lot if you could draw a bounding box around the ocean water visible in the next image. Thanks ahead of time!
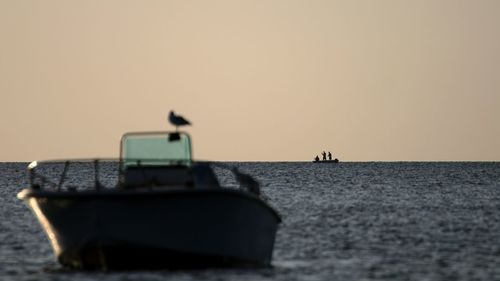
[1,162,500,281]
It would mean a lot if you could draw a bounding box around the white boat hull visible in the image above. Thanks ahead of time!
[19,188,281,270]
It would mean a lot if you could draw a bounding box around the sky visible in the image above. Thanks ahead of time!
[1,0,499,161]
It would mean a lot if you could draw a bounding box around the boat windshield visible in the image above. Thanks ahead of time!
[120,132,192,167]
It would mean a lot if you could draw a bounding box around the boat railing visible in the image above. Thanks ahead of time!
[28,158,112,191]
[26,158,262,196]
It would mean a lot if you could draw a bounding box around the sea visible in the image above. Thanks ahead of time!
[1,162,500,281]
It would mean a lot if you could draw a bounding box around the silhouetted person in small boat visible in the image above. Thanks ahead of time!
[314,155,320,162]
[328,152,332,161]
[322,151,327,161]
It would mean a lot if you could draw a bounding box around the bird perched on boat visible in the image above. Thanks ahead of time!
[168,110,191,131]
[232,167,260,196]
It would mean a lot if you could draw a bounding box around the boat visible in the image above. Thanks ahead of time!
[17,130,281,270]
[312,159,339,163]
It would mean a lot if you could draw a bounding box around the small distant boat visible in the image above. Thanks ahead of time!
[313,151,339,164]
[18,129,281,270]
[313,159,339,164]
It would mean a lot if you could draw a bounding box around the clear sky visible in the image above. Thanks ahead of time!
[1,0,499,161]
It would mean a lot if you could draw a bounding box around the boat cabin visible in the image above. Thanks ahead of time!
[119,132,218,188]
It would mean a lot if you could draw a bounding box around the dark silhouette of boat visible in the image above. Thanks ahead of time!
[312,158,339,163]
[17,131,281,270]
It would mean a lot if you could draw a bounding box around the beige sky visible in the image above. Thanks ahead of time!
[1,0,499,161]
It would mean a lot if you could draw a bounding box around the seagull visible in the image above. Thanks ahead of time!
[232,167,261,196]
[168,110,191,131]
